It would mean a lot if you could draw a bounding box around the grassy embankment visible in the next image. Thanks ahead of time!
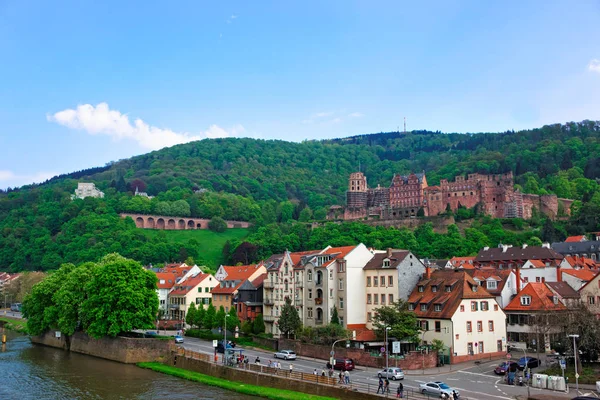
[140,228,249,271]
[0,316,27,333]
[137,362,338,400]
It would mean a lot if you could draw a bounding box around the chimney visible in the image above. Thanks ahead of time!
[515,267,521,294]
[483,246,490,251]
[522,244,528,249]
[425,265,432,279]
[542,243,550,249]
[387,248,393,258]
[557,262,562,282]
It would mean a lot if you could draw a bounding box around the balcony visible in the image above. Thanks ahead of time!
[169,304,183,310]
[263,314,277,322]
[315,297,323,305]
[263,281,275,289]
[264,298,274,305]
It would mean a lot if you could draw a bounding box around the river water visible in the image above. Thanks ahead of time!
[0,330,255,400]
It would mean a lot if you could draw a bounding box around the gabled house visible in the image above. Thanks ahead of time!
[212,263,267,313]
[475,243,564,269]
[578,272,600,318]
[155,272,177,312]
[565,235,587,243]
[237,273,267,323]
[518,259,563,289]
[561,268,598,291]
[407,269,506,359]
[470,269,516,308]
[168,272,219,321]
[552,233,600,262]
[504,282,568,353]
[363,248,426,329]
[449,256,476,269]
[546,282,580,309]
[560,255,598,270]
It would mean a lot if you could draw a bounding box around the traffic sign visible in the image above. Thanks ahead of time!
[380,346,386,353]
[560,359,566,370]
[330,351,335,356]
[392,341,401,354]
[575,373,580,379]
[213,340,218,347]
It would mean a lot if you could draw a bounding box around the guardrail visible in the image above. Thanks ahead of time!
[175,347,470,399]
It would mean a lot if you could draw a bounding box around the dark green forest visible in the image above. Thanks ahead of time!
[2,120,600,272]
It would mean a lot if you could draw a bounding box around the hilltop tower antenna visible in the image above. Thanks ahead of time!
[404,117,406,134]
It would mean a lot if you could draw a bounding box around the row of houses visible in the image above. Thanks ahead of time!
[151,234,600,360]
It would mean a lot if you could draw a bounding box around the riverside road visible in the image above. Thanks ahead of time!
[181,337,591,400]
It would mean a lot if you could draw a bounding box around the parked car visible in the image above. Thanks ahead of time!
[494,361,519,375]
[419,381,459,398]
[377,367,405,380]
[517,357,540,370]
[10,303,22,312]
[174,335,184,344]
[273,350,297,360]
[332,358,355,371]
[216,341,233,354]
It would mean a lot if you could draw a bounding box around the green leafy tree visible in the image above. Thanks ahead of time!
[203,303,216,329]
[214,305,227,329]
[54,262,97,336]
[227,306,240,332]
[208,216,227,233]
[253,314,265,334]
[330,305,340,325]
[241,321,253,335]
[277,297,302,338]
[186,302,197,328]
[298,207,313,222]
[373,299,420,343]
[81,254,158,338]
[194,304,206,328]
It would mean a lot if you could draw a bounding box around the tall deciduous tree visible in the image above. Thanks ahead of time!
[214,306,226,329]
[227,306,240,333]
[277,297,302,338]
[186,302,197,328]
[203,303,216,329]
[253,314,265,334]
[330,305,340,325]
[195,304,206,328]
[373,299,420,343]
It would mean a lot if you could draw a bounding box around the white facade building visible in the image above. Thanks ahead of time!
[71,182,105,199]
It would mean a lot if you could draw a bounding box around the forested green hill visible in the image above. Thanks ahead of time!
[1,120,600,272]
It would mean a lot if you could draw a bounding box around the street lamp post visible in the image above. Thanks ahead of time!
[224,314,230,364]
[509,345,530,399]
[569,334,579,392]
[385,326,391,375]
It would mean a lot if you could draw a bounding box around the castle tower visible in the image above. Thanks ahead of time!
[346,172,368,209]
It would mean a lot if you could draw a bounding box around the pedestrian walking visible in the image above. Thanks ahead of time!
[377,377,384,394]
[397,382,403,398]
[277,361,282,370]
[289,363,293,373]
[338,371,344,384]
[344,370,350,384]
[452,390,458,400]
[328,368,333,378]
[255,356,260,365]
[384,378,390,393]
[268,360,272,368]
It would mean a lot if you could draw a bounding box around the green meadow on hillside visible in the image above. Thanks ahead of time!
[139,228,249,270]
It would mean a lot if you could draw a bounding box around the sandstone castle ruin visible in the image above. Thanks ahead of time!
[332,171,572,221]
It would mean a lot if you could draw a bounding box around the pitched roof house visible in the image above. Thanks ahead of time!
[407,269,506,358]
[168,272,219,322]
[212,263,267,314]
[469,269,516,308]
[475,244,564,268]
[578,272,600,318]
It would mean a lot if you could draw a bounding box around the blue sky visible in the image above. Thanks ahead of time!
[1,0,600,188]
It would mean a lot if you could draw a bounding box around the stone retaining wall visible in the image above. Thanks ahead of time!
[30,330,173,363]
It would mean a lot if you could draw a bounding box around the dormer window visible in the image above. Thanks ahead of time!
[520,296,531,306]
[383,259,390,267]
[445,285,452,292]
[408,303,415,311]
[418,285,424,293]
[553,296,558,304]
[434,304,442,312]
[420,304,428,311]
[472,285,478,292]
[432,285,438,293]
[487,280,497,290]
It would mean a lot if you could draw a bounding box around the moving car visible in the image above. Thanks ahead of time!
[274,350,297,360]
[174,335,184,344]
[517,357,540,370]
[494,361,519,375]
[332,358,355,371]
[10,303,22,312]
[377,367,405,380]
[419,381,459,398]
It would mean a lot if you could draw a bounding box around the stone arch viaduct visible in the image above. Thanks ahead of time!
[120,213,251,230]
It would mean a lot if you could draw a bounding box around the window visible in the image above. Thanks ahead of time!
[374,277,379,287]
[418,285,424,292]
[420,303,428,311]
[389,294,394,304]
[198,287,202,292]
[471,301,478,311]
[460,305,465,312]
[445,285,452,292]
[467,342,473,355]
[388,276,394,287]
[329,270,333,279]
[479,341,484,353]
[494,304,499,311]
[408,303,415,311]
[489,321,494,331]
[435,321,441,332]
[160,299,165,305]
[330,289,333,298]
[196,298,201,304]
[477,321,482,332]
[285,264,289,275]
[466,321,472,333]
[481,301,489,311]
[374,294,379,305]
[432,285,438,293]
[536,277,541,283]
[205,287,210,292]
[589,296,595,305]
[308,289,313,299]
[420,321,429,330]
[381,295,386,305]
[307,307,313,318]
[383,259,390,267]
[367,294,372,304]
[520,296,531,306]
[367,277,371,287]
[339,297,344,309]
[487,280,497,290]
[367,312,372,322]
[434,304,442,312]
[308,270,313,282]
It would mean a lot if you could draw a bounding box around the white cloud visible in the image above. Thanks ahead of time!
[0,169,58,188]
[348,112,364,118]
[47,103,244,150]
[589,59,600,73]
[331,117,342,124]
[227,14,238,23]
[302,111,334,124]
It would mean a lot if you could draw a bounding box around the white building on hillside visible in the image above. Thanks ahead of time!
[71,183,104,199]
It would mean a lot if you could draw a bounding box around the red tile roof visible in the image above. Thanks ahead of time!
[408,270,495,319]
[211,282,243,295]
[527,259,546,268]
[155,272,178,289]
[564,256,598,270]
[565,235,586,243]
[470,269,512,295]
[220,264,263,280]
[320,245,357,267]
[504,283,567,312]
[562,269,597,281]
[169,273,209,296]
[289,249,325,269]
